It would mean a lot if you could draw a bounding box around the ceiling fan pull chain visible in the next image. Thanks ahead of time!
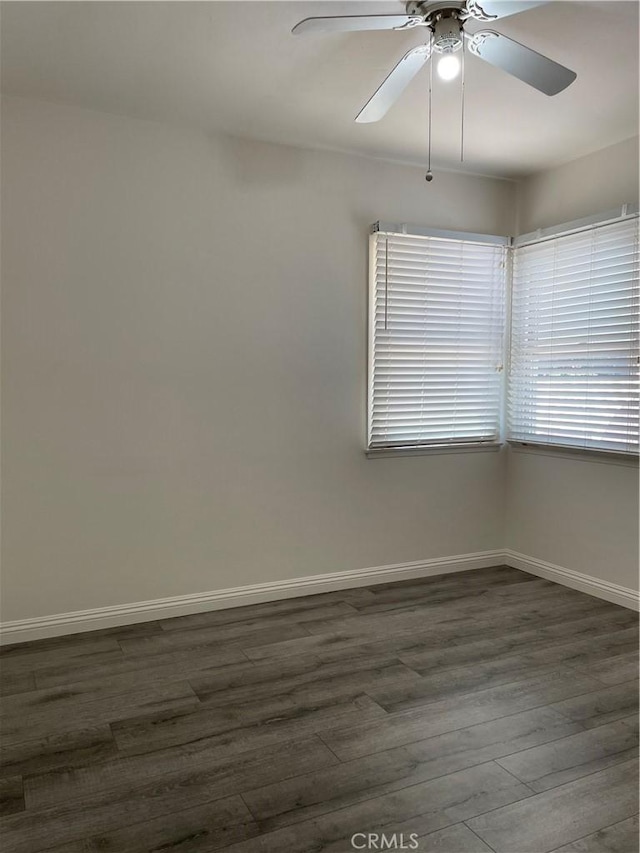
[426,34,433,182]
[460,34,466,163]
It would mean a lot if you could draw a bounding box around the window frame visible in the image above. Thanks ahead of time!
[507,208,639,459]
[366,209,639,460]
[366,222,509,456]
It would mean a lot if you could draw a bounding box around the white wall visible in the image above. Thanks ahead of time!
[507,450,638,590]
[1,96,515,622]
[507,136,640,591]
[516,136,639,234]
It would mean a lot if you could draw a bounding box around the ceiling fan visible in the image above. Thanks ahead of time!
[292,1,577,123]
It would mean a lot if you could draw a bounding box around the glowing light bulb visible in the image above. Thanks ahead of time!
[436,54,461,81]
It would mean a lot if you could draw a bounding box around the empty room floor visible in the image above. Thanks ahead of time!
[0,566,638,853]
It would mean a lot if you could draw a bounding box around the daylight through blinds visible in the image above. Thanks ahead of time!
[368,231,507,449]
[508,217,640,454]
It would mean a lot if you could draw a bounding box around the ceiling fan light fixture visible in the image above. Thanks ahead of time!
[436,53,461,80]
[292,1,578,123]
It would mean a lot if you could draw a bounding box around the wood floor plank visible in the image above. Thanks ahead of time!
[0,635,121,660]
[156,588,379,633]
[302,584,610,639]
[523,628,639,670]
[320,668,602,761]
[32,842,87,853]
[370,628,639,715]
[1,672,197,719]
[0,776,25,816]
[191,657,423,710]
[0,726,118,780]
[156,606,357,649]
[0,639,124,680]
[621,714,639,734]
[367,655,569,713]
[337,587,380,605]
[417,823,494,852]
[364,566,531,596]
[348,572,555,617]
[31,652,250,698]
[549,816,640,853]
[0,671,36,697]
[82,797,259,853]
[242,596,623,664]
[169,654,327,701]
[524,748,639,795]
[111,693,386,758]
[570,651,639,686]
[23,735,337,813]
[551,680,640,729]
[119,622,311,658]
[466,759,639,853]
[399,610,638,675]
[33,643,249,690]
[158,600,359,632]
[242,706,580,831]
[0,793,253,853]
[1,680,200,743]
[496,719,639,792]
[184,654,327,700]
[217,762,532,853]
[2,620,163,653]
[114,690,345,759]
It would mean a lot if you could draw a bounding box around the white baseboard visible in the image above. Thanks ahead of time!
[0,550,503,645]
[504,549,639,612]
[3,547,636,645]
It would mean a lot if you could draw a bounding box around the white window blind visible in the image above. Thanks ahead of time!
[368,230,507,450]
[508,217,640,454]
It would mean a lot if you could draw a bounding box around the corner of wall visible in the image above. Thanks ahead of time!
[515,136,640,234]
[505,137,639,593]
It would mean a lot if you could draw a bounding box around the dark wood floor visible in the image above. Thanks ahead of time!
[0,566,638,853]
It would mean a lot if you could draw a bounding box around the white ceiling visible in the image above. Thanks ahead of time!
[1,1,638,178]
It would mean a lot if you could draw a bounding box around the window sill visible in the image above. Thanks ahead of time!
[507,441,639,467]
[366,443,503,459]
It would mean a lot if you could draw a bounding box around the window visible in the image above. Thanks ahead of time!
[508,217,639,455]
[368,226,507,451]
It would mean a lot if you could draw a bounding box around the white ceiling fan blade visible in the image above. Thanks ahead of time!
[466,1,549,21]
[355,44,431,123]
[292,15,423,35]
[468,31,577,95]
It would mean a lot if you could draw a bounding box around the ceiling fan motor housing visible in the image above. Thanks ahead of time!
[405,2,465,52]
[432,15,463,53]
